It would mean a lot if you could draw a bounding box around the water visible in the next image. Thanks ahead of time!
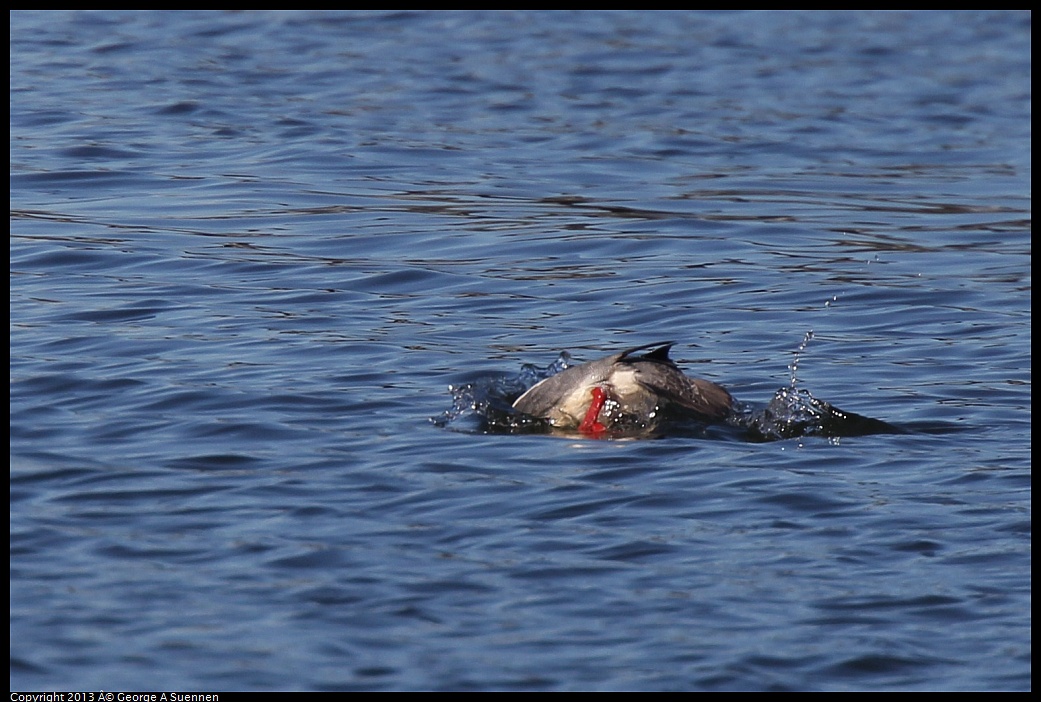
[10,10,1030,691]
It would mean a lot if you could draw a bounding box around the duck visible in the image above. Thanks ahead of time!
[512,342,734,434]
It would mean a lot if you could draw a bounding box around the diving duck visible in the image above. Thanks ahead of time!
[512,342,734,434]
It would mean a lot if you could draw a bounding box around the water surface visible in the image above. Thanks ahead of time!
[10,10,1031,691]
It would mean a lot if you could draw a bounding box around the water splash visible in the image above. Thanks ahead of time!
[788,329,814,388]
[431,351,572,434]
[736,331,904,442]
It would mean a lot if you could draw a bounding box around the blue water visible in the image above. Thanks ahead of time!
[10,10,1030,691]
